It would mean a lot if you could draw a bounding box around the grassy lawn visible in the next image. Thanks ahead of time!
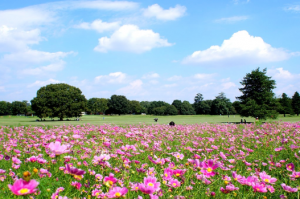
[0,114,299,127]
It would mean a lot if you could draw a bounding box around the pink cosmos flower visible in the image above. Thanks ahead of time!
[71,181,82,190]
[220,184,239,194]
[107,187,128,198]
[259,171,277,184]
[290,171,300,178]
[252,182,267,193]
[12,157,22,164]
[8,179,39,195]
[173,169,186,177]
[163,168,173,180]
[91,188,102,197]
[201,159,218,177]
[48,141,70,155]
[281,183,298,192]
[103,173,118,186]
[65,164,86,179]
[138,176,161,195]
[168,179,181,188]
[286,163,295,171]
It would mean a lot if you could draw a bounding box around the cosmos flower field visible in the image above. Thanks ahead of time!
[1,122,300,198]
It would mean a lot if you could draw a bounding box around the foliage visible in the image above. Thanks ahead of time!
[140,101,151,114]
[279,93,293,117]
[0,101,12,115]
[211,92,232,115]
[171,100,182,114]
[165,105,178,115]
[107,95,130,114]
[180,101,196,115]
[292,91,300,116]
[236,68,278,120]
[152,106,167,115]
[129,100,143,114]
[11,101,28,115]
[148,101,170,114]
[31,83,87,120]
[232,101,242,114]
[87,98,108,114]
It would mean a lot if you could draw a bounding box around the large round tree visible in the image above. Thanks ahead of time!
[31,83,87,120]
[236,68,278,120]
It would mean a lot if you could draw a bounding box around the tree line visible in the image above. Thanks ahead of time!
[1,68,300,120]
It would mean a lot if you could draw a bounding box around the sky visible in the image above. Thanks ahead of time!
[0,0,300,103]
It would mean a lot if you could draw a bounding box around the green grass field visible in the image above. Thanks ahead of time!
[0,114,299,127]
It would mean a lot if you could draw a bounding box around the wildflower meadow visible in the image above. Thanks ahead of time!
[1,122,300,198]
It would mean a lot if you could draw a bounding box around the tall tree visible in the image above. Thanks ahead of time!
[31,83,87,120]
[129,100,143,114]
[180,101,196,115]
[236,68,278,120]
[172,100,182,114]
[11,101,28,115]
[165,105,178,115]
[292,91,300,116]
[108,95,130,115]
[279,93,293,117]
[87,98,108,114]
[148,101,170,114]
[211,92,231,115]
[0,101,12,115]
[140,101,151,114]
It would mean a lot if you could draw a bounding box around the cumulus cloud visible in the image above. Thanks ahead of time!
[21,61,65,75]
[167,75,182,81]
[117,79,147,96]
[143,4,186,21]
[75,19,120,33]
[215,16,249,23]
[94,72,127,84]
[142,72,160,79]
[267,68,300,80]
[194,73,216,79]
[285,5,300,12]
[94,24,173,53]
[183,30,291,66]
[27,78,61,88]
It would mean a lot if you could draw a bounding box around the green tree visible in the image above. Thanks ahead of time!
[108,95,130,115]
[31,83,87,120]
[232,101,241,114]
[279,93,293,117]
[153,106,167,115]
[148,101,170,114]
[0,101,12,115]
[171,100,182,114]
[180,101,196,115]
[87,98,108,114]
[211,92,232,115]
[292,91,300,116]
[165,105,178,115]
[11,101,28,115]
[140,101,151,114]
[129,100,143,114]
[236,68,278,120]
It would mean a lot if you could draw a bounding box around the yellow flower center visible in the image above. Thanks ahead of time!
[19,188,30,195]
[115,192,121,197]
[148,183,154,187]
[177,155,180,158]
[207,168,212,173]
[108,181,113,185]
[165,174,168,177]
[135,187,138,190]
[256,188,260,191]
[265,179,270,183]
[176,173,180,176]
[74,175,82,180]
[173,183,177,186]
[224,181,229,184]
[95,192,100,196]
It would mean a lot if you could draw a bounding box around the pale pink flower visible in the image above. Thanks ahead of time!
[8,179,39,195]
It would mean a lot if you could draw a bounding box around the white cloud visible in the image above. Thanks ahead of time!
[183,30,291,66]
[163,83,177,88]
[142,72,160,79]
[94,24,173,53]
[167,75,182,81]
[22,61,65,75]
[28,78,61,88]
[117,79,147,96]
[75,19,120,33]
[215,16,248,23]
[194,73,216,79]
[285,5,300,12]
[94,72,127,84]
[143,4,186,21]
[233,0,250,4]
[222,82,237,90]
[267,68,300,80]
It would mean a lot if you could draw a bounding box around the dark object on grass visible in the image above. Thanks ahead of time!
[169,121,175,126]
[244,119,246,124]
[154,118,158,122]
[36,119,40,122]
[241,119,243,124]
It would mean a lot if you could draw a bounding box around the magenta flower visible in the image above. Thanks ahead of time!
[281,183,298,192]
[201,159,218,177]
[259,171,277,184]
[138,176,161,195]
[286,163,295,171]
[163,168,173,180]
[65,164,85,176]
[48,141,70,155]
[168,179,181,188]
[173,169,186,177]
[8,179,39,195]
[220,184,239,194]
[252,182,267,193]
[71,181,82,190]
[103,173,118,187]
[107,187,128,198]
[290,171,300,178]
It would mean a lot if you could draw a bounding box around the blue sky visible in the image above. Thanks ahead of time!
[0,0,300,103]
